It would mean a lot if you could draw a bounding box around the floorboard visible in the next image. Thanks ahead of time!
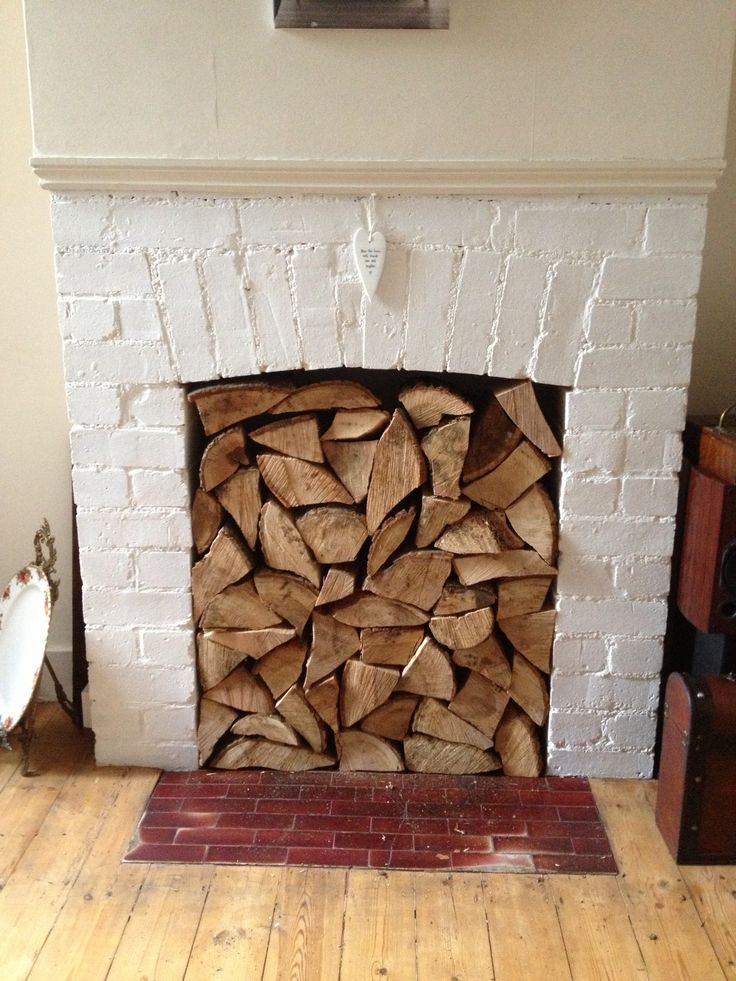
[0,707,734,981]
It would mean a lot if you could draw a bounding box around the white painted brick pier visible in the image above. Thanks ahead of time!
[53,192,707,775]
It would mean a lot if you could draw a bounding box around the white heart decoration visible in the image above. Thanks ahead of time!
[353,228,386,302]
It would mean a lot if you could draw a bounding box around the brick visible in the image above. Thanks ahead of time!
[118,298,163,341]
[362,247,409,370]
[51,195,114,249]
[490,203,516,252]
[55,251,153,296]
[335,281,363,368]
[565,390,626,431]
[202,252,260,377]
[557,594,667,637]
[599,255,702,300]
[240,197,362,246]
[60,298,116,341]
[547,711,603,746]
[447,250,501,373]
[78,549,135,589]
[96,740,199,770]
[403,249,457,372]
[621,476,679,517]
[69,428,113,467]
[65,385,122,427]
[608,637,664,675]
[560,517,675,559]
[576,345,693,389]
[85,628,140,666]
[562,432,626,473]
[533,262,597,387]
[560,475,620,516]
[602,713,657,751]
[75,509,192,549]
[157,258,215,381]
[553,636,608,674]
[556,556,615,598]
[515,205,645,253]
[126,386,186,427]
[114,198,238,249]
[635,301,697,345]
[625,432,683,472]
[375,196,495,247]
[130,469,189,508]
[291,247,342,369]
[644,204,707,254]
[82,588,193,628]
[246,250,301,371]
[587,304,633,346]
[63,340,175,384]
[110,429,186,469]
[143,705,197,742]
[627,388,688,432]
[489,255,548,378]
[136,550,192,590]
[613,558,672,599]
[72,467,130,508]
[140,630,196,669]
[550,673,660,712]
[547,747,653,779]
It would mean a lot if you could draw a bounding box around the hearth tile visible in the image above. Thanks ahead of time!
[206,845,289,865]
[518,789,596,807]
[217,811,295,830]
[451,818,526,837]
[146,795,184,812]
[557,805,601,822]
[543,776,591,791]
[136,827,177,844]
[302,785,360,800]
[141,811,219,829]
[331,799,405,817]
[125,843,208,863]
[451,852,536,871]
[413,833,492,853]
[534,853,618,874]
[182,797,258,813]
[254,829,335,848]
[494,835,575,855]
[295,814,366,833]
[287,847,370,867]
[371,817,451,835]
[406,800,481,819]
[469,788,522,805]
[158,772,194,785]
[481,803,558,822]
[156,782,226,798]
[333,831,413,851]
[177,827,257,846]
[571,836,614,856]
[257,798,332,815]
[227,782,301,799]
[371,849,454,870]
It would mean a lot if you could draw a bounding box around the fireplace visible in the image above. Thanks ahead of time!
[57,191,704,777]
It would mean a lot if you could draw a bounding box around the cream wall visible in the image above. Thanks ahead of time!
[1,0,73,692]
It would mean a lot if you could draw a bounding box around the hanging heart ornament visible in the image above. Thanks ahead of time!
[353,228,386,302]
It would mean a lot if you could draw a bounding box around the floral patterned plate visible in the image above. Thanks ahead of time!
[0,565,51,735]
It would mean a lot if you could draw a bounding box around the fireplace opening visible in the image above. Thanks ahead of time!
[188,368,565,777]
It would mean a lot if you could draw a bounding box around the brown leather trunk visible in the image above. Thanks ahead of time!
[656,673,736,863]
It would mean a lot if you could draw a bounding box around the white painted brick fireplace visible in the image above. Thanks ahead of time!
[54,190,706,777]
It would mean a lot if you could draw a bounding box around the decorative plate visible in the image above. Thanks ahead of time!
[0,565,51,735]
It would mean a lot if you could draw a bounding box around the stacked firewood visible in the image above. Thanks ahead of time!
[190,376,561,776]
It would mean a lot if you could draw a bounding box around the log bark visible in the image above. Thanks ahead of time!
[258,501,322,588]
[253,567,319,635]
[322,440,377,504]
[396,636,455,700]
[366,408,426,533]
[339,659,400,727]
[331,592,429,628]
[433,583,497,616]
[360,695,419,741]
[296,506,368,564]
[322,408,390,441]
[337,731,404,772]
[398,383,473,429]
[462,397,523,483]
[272,379,380,414]
[199,427,249,491]
[421,416,470,499]
[215,468,262,549]
[189,380,293,436]
[366,506,416,576]
[429,607,494,650]
[252,637,308,699]
[412,697,493,750]
[191,526,254,623]
[211,738,335,771]
[404,734,501,774]
[230,713,301,746]
[462,440,551,510]
[415,494,470,548]
[364,550,452,610]
[435,510,522,554]
[192,488,224,555]
[360,626,424,666]
[494,379,562,457]
[250,413,324,463]
[257,454,353,508]
[494,703,543,777]
[454,550,556,585]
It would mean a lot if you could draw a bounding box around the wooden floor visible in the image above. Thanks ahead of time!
[0,706,734,981]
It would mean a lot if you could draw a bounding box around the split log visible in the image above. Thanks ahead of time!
[272,380,380,414]
[205,665,275,715]
[494,379,562,457]
[258,500,321,588]
[366,506,416,576]
[315,565,357,607]
[304,674,340,731]
[366,409,426,533]
[189,380,293,436]
[197,633,246,691]
[360,695,419,741]
[433,583,497,616]
[332,592,429,628]
[509,654,550,726]
[462,398,523,483]
[253,568,319,635]
[250,413,324,463]
[412,697,493,750]
[494,703,543,777]
[199,427,249,491]
[360,626,424,666]
[252,637,308,699]
[429,606,494,650]
[396,636,455,700]
[201,579,283,631]
[304,611,360,687]
[192,489,223,555]
[322,440,377,504]
[198,698,238,765]
[435,510,522,554]
[211,738,335,771]
[340,659,400,727]
[276,684,328,752]
[215,468,261,548]
[230,714,301,746]
[454,550,556,585]
[463,440,551,510]
[191,526,254,622]
[496,577,553,620]
[399,383,473,429]
[337,731,404,772]
[421,416,470,499]
[257,454,352,508]
[364,550,452,611]
[204,626,296,660]
[296,506,368,564]
[449,671,510,737]
[506,484,558,564]
[322,408,390,441]
[452,635,512,689]
[415,494,470,548]
[404,734,501,774]
[497,609,556,673]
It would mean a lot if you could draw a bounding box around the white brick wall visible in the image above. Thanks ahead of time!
[51,191,708,775]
